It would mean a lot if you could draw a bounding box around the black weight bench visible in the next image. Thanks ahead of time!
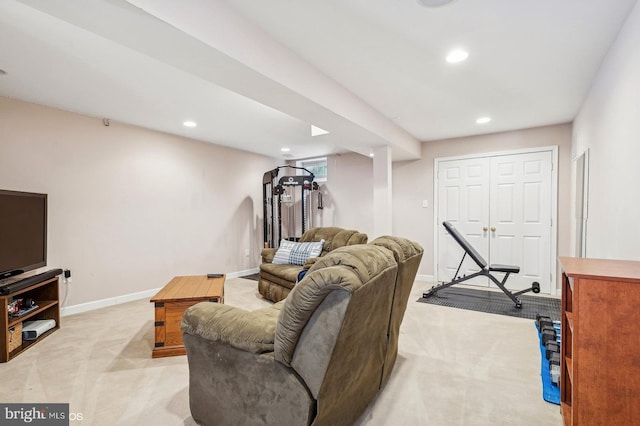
[423,221,540,308]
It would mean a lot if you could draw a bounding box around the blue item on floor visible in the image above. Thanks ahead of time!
[535,321,560,405]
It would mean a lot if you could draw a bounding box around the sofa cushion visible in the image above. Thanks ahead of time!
[259,263,302,289]
[273,239,324,266]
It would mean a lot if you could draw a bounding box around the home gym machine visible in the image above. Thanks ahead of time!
[423,221,541,308]
[262,165,321,249]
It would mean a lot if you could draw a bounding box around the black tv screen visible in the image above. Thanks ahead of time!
[0,190,47,279]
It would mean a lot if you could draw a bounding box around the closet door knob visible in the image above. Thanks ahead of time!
[491,226,496,232]
[483,226,488,232]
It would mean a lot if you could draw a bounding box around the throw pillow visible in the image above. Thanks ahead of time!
[273,239,324,266]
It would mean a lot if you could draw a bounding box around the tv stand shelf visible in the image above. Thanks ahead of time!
[0,276,60,362]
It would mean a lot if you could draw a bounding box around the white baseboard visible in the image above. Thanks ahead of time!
[60,268,261,317]
[61,288,160,317]
[415,274,434,283]
[226,267,259,279]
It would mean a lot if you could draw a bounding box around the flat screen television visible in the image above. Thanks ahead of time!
[0,189,47,280]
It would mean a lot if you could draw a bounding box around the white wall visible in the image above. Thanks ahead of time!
[573,1,640,260]
[0,97,277,308]
[311,153,374,236]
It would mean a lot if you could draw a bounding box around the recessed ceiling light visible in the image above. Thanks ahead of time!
[369,153,375,158]
[476,117,491,124]
[183,121,197,128]
[281,147,290,152]
[446,49,469,64]
[311,125,329,137]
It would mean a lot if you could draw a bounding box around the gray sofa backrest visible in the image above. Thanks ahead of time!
[370,236,424,387]
[274,243,397,426]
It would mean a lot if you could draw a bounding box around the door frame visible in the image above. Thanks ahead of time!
[574,148,590,258]
[433,146,559,294]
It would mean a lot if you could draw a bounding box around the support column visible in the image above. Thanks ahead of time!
[373,145,392,238]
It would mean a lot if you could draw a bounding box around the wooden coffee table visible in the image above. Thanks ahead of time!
[150,274,225,358]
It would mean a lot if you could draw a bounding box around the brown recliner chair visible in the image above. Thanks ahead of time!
[258,227,367,302]
[181,243,399,426]
[370,236,424,387]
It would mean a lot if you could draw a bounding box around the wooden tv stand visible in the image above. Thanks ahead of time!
[558,257,640,425]
[0,276,60,362]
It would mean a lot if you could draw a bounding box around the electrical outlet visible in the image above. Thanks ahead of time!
[422,200,429,208]
[244,248,250,257]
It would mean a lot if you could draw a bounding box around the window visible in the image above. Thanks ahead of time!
[296,157,327,182]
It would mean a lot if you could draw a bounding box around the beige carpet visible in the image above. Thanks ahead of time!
[0,278,562,425]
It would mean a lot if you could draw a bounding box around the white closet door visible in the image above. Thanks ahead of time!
[437,150,553,293]
[490,151,552,293]
[437,157,490,287]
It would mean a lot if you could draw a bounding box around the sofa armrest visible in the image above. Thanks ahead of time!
[261,247,278,263]
[181,302,281,354]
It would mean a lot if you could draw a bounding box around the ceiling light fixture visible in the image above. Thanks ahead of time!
[446,49,469,64]
[476,117,491,124]
[311,125,329,137]
[183,120,197,128]
[281,147,290,152]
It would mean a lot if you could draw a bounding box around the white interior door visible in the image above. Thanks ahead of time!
[437,157,490,287]
[489,151,552,293]
[437,150,554,294]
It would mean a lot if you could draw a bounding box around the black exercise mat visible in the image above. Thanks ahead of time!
[243,273,260,281]
[417,287,560,321]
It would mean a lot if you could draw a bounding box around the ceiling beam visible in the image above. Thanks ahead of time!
[19,0,421,160]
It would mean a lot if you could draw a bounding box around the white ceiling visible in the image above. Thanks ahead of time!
[0,0,637,161]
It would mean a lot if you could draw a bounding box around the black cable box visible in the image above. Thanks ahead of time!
[0,269,63,295]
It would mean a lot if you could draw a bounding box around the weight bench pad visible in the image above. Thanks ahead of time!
[489,264,520,273]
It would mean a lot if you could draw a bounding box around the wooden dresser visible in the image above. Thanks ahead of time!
[558,257,640,425]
